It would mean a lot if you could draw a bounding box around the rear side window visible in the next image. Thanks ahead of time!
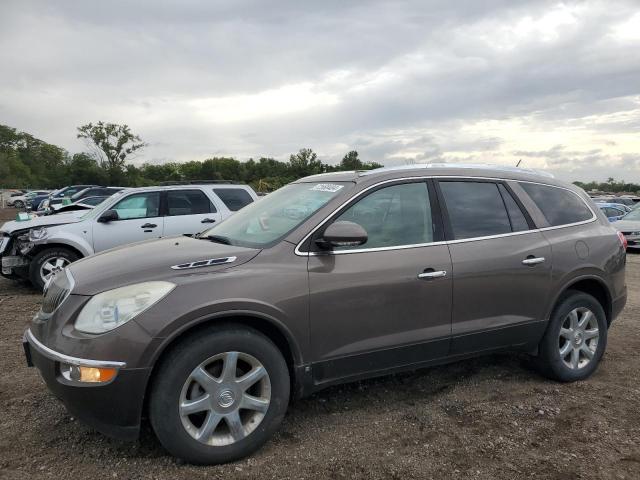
[439,181,512,240]
[520,183,593,226]
[167,190,214,216]
[213,188,254,211]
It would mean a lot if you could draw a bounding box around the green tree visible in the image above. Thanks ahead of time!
[288,148,324,177]
[77,122,147,182]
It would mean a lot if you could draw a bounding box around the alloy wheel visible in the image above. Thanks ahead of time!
[40,257,70,283]
[179,351,271,446]
[558,307,599,370]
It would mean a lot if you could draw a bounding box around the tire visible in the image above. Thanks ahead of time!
[150,325,290,465]
[28,247,79,290]
[14,200,24,208]
[537,291,607,382]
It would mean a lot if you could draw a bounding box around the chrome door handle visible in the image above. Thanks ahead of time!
[141,223,157,228]
[522,257,545,266]
[418,270,447,280]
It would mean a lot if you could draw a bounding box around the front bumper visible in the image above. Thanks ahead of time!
[23,329,149,440]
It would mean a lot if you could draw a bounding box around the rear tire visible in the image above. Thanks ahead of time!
[14,200,24,208]
[29,247,79,290]
[150,325,290,465]
[536,291,607,382]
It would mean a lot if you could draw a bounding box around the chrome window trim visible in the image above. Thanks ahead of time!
[294,175,597,256]
[25,329,127,369]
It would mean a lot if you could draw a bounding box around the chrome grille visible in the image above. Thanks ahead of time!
[41,270,72,314]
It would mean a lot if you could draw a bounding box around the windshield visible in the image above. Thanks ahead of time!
[622,208,640,221]
[79,190,126,220]
[202,181,352,248]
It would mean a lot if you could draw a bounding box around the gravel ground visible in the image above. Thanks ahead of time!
[1,206,639,479]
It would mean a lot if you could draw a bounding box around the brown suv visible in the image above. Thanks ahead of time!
[23,164,627,464]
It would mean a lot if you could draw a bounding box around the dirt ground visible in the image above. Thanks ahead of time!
[0,206,638,480]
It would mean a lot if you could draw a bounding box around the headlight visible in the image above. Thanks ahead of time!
[29,227,48,241]
[74,281,175,334]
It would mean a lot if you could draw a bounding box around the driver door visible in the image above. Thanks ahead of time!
[92,191,164,252]
[308,180,453,384]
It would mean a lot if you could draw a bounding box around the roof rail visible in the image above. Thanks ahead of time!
[360,163,554,178]
[158,180,240,185]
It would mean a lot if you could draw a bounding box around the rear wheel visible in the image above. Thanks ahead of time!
[537,291,607,382]
[13,200,24,208]
[150,326,290,464]
[29,247,79,290]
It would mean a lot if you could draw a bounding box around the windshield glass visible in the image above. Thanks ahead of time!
[202,181,352,248]
[622,208,640,221]
[79,191,126,220]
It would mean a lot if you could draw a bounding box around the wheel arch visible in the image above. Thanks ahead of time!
[548,275,613,325]
[30,242,85,259]
[141,311,305,422]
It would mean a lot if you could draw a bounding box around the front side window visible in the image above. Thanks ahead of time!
[112,192,160,220]
[213,188,254,211]
[520,183,593,227]
[440,181,512,240]
[331,182,434,250]
[167,190,214,216]
[203,182,351,248]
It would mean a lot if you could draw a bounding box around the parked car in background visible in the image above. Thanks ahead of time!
[592,196,635,207]
[0,183,258,288]
[21,165,626,464]
[42,185,98,210]
[36,196,109,216]
[598,203,627,222]
[28,192,54,211]
[614,208,640,250]
[41,186,124,212]
[9,190,51,208]
[593,200,632,213]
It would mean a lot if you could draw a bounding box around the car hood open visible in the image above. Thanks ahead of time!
[0,213,82,234]
[68,236,260,295]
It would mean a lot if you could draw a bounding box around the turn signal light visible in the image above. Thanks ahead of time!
[62,364,117,383]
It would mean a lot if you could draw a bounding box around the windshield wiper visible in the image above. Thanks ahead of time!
[202,234,232,245]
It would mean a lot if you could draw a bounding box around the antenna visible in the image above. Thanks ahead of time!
[516,159,522,167]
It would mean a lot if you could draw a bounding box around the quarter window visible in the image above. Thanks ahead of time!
[112,192,160,220]
[167,190,214,216]
[520,183,593,226]
[439,181,512,240]
[213,188,254,211]
[332,182,434,250]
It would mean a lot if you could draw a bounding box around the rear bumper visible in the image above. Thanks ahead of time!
[24,329,149,440]
[611,288,627,324]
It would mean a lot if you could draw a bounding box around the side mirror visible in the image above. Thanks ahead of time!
[317,220,368,249]
[98,209,119,223]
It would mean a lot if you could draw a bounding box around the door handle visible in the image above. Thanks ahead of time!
[141,223,157,228]
[201,218,216,224]
[522,256,545,266]
[418,269,447,280]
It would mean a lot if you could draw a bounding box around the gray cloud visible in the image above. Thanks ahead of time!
[1,0,640,181]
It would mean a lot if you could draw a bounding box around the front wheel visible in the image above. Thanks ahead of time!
[13,200,24,209]
[536,291,607,382]
[29,247,79,290]
[150,326,290,464]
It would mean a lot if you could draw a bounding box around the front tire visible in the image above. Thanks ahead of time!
[14,200,24,208]
[150,326,290,465]
[537,291,607,382]
[29,247,79,290]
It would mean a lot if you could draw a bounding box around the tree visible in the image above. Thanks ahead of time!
[288,148,324,177]
[77,122,147,182]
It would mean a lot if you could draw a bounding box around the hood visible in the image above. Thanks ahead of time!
[68,236,260,295]
[0,212,82,234]
[612,219,640,232]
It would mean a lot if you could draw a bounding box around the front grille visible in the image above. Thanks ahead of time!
[41,270,73,314]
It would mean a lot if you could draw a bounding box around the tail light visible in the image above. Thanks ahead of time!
[617,231,627,249]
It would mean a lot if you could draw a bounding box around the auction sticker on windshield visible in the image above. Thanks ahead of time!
[310,184,344,193]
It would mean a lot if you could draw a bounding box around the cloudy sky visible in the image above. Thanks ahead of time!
[1,0,640,182]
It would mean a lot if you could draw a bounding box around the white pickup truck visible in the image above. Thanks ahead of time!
[0,183,258,289]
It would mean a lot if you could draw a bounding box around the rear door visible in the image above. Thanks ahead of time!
[162,189,221,236]
[92,191,164,251]
[436,179,552,354]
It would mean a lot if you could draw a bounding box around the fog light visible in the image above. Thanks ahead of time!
[62,364,117,383]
